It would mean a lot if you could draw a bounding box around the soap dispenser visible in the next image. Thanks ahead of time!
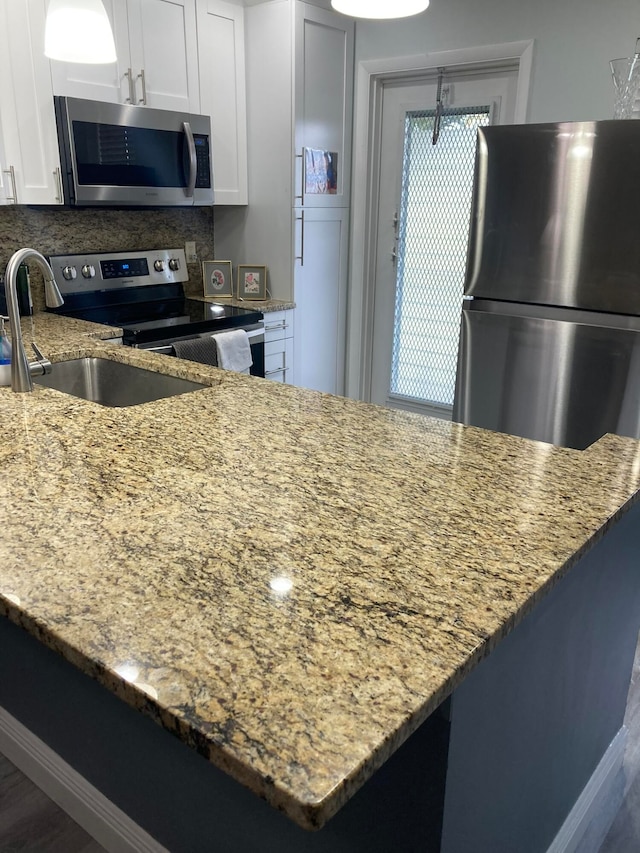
[0,316,12,386]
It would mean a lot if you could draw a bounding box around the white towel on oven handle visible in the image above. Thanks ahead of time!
[211,329,253,374]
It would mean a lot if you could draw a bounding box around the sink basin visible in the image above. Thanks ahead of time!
[34,357,206,407]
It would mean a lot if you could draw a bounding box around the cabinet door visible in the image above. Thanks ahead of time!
[128,0,200,112]
[293,207,349,395]
[49,0,132,104]
[294,3,353,208]
[264,310,294,342]
[50,0,199,111]
[0,0,62,205]
[197,0,248,204]
[0,106,13,205]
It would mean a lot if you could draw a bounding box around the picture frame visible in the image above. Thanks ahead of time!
[237,265,267,301]
[305,148,338,195]
[203,260,233,298]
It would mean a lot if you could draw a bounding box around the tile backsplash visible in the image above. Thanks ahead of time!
[0,206,214,310]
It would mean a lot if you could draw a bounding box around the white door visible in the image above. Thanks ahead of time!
[369,67,519,414]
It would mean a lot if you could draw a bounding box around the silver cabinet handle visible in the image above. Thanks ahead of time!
[53,167,64,203]
[264,322,289,332]
[265,367,288,377]
[137,68,147,105]
[183,121,197,198]
[3,165,17,203]
[124,68,135,103]
[295,211,305,266]
[294,148,304,204]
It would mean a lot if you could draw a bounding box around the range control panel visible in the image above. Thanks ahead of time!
[48,248,189,295]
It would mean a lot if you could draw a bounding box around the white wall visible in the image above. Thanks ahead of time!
[354,0,640,122]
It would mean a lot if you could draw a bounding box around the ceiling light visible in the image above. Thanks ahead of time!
[331,0,429,19]
[45,0,117,64]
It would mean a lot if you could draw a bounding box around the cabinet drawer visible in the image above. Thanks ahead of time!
[264,337,293,383]
[263,310,294,342]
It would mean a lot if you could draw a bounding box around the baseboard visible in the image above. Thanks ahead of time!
[546,726,628,853]
[0,705,168,853]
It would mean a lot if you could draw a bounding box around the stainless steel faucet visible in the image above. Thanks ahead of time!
[4,248,64,392]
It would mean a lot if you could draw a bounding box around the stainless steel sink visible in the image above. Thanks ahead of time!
[34,357,206,407]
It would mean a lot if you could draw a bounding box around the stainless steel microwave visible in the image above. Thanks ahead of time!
[54,96,214,207]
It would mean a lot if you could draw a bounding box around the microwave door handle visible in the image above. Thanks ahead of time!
[183,121,197,198]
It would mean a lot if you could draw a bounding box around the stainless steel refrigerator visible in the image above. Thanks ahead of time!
[452,120,640,450]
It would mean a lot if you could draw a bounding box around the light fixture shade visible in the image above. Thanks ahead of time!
[331,0,429,18]
[45,0,117,64]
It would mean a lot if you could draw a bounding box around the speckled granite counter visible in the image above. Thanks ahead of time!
[197,295,295,312]
[1,312,640,833]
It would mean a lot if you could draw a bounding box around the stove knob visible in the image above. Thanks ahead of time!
[81,264,95,279]
[154,260,165,272]
[168,258,180,271]
[62,265,77,281]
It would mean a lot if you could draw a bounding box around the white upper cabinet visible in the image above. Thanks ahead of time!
[294,2,353,208]
[231,0,354,296]
[50,0,200,113]
[0,0,62,205]
[197,0,248,204]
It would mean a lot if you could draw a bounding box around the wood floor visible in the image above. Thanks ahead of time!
[597,630,640,853]
[1,636,639,853]
[0,753,105,852]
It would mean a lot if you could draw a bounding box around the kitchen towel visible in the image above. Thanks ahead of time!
[172,337,218,366]
[212,329,253,374]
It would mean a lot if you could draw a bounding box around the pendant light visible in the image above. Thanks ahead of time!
[45,0,117,64]
[331,0,429,19]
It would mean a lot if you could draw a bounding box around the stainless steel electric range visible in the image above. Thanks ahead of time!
[47,248,265,376]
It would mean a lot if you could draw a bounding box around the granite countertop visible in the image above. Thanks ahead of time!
[1,312,640,830]
[196,296,295,312]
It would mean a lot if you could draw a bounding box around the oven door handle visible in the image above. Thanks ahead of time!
[145,328,263,354]
[183,121,197,198]
[146,344,175,354]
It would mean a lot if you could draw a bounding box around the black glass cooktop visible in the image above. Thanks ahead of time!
[50,284,263,345]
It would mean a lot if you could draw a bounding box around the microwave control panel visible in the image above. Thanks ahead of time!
[194,135,211,188]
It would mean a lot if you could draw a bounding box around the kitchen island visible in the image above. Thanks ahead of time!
[1,313,639,853]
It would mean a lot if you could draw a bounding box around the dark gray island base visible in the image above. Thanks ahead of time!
[2,501,638,853]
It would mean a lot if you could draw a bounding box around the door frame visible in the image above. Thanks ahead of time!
[345,40,535,403]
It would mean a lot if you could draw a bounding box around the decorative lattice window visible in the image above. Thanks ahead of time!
[391,107,491,407]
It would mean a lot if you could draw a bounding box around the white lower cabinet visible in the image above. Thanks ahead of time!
[293,208,349,395]
[263,310,294,383]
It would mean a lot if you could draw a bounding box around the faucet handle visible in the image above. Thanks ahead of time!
[28,342,53,376]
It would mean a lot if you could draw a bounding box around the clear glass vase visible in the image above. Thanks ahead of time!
[610,54,640,119]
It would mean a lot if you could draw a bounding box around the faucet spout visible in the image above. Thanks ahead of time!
[4,249,64,393]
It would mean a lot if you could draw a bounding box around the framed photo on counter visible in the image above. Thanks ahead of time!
[237,265,267,300]
[203,260,233,298]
